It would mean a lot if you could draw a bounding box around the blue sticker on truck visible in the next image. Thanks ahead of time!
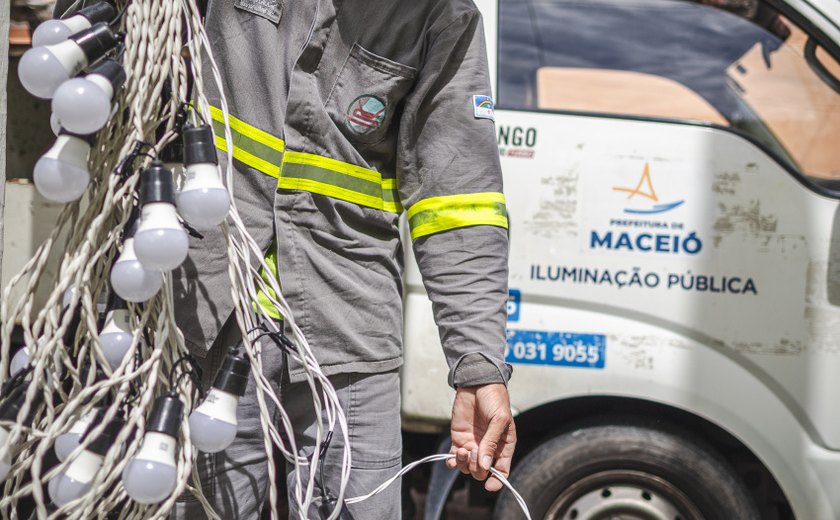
[505,330,606,369]
[507,289,521,322]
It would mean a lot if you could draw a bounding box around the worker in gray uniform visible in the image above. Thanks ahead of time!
[172,0,516,517]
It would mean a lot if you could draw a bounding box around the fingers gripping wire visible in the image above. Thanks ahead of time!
[341,454,533,520]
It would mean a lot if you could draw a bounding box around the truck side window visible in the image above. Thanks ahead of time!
[498,0,840,182]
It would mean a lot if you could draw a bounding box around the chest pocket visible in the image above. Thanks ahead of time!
[325,43,417,147]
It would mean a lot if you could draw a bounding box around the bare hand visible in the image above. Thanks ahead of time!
[447,383,516,492]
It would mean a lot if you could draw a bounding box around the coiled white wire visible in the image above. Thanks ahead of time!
[345,454,532,520]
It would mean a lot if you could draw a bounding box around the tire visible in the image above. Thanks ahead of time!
[494,421,760,520]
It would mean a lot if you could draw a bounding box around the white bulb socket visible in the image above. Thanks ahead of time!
[110,237,163,302]
[33,134,91,203]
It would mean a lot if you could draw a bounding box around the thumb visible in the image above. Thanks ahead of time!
[478,415,509,471]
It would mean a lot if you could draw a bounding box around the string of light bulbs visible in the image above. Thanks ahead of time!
[0,0,356,516]
[0,0,533,519]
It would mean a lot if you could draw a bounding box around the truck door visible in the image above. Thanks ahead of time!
[488,0,840,518]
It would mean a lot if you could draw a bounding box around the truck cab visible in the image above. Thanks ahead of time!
[401,0,840,518]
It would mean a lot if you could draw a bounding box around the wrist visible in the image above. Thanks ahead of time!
[450,352,512,388]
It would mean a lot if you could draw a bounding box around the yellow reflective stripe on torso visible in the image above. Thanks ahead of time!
[280,151,402,213]
[208,107,401,213]
[253,243,283,321]
[207,106,404,316]
[207,107,504,240]
[208,106,285,178]
[407,192,508,240]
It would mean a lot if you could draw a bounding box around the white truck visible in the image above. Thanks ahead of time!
[401,0,840,518]
[2,0,838,518]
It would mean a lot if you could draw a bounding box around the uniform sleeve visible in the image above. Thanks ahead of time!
[397,9,512,388]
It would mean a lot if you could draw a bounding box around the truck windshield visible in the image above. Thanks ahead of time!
[498,0,840,182]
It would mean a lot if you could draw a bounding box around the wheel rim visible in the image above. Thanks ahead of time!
[545,469,706,520]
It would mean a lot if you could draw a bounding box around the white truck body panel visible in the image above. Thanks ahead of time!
[402,1,840,518]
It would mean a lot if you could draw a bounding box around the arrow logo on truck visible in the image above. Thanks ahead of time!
[612,163,684,214]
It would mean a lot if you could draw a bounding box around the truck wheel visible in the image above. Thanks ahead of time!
[494,421,760,520]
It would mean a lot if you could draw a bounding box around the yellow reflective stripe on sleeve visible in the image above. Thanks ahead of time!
[208,106,285,178]
[407,192,508,240]
[284,151,383,184]
[280,151,402,213]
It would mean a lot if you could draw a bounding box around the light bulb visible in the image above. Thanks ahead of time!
[19,23,118,99]
[63,287,76,308]
[49,416,122,507]
[122,395,183,504]
[98,299,134,370]
[50,113,62,136]
[176,125,230,229]
[189,350,249,453]
[54,408,98,462]
[33,133,91,203]
[9,348,29,377]
[133,162,189,271]
[177,164,229,229]
[31,3,116,47]
[52,59,124,135]
[9,341,54,385]
[111,233,163,302]
[47,453,99,506]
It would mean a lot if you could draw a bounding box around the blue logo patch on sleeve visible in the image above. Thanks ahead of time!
[473,95,495,121]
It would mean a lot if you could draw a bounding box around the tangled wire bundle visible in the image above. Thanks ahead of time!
[0,0,353,518]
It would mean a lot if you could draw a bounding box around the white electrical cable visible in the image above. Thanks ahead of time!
[344,454,532,520]
[186,6,352,517]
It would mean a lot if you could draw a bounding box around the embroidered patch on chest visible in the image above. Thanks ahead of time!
[345,95,387,135]
[473,95,495,121]
[233,0,282,24]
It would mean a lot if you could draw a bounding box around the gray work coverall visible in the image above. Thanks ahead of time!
[172,0,511,517]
